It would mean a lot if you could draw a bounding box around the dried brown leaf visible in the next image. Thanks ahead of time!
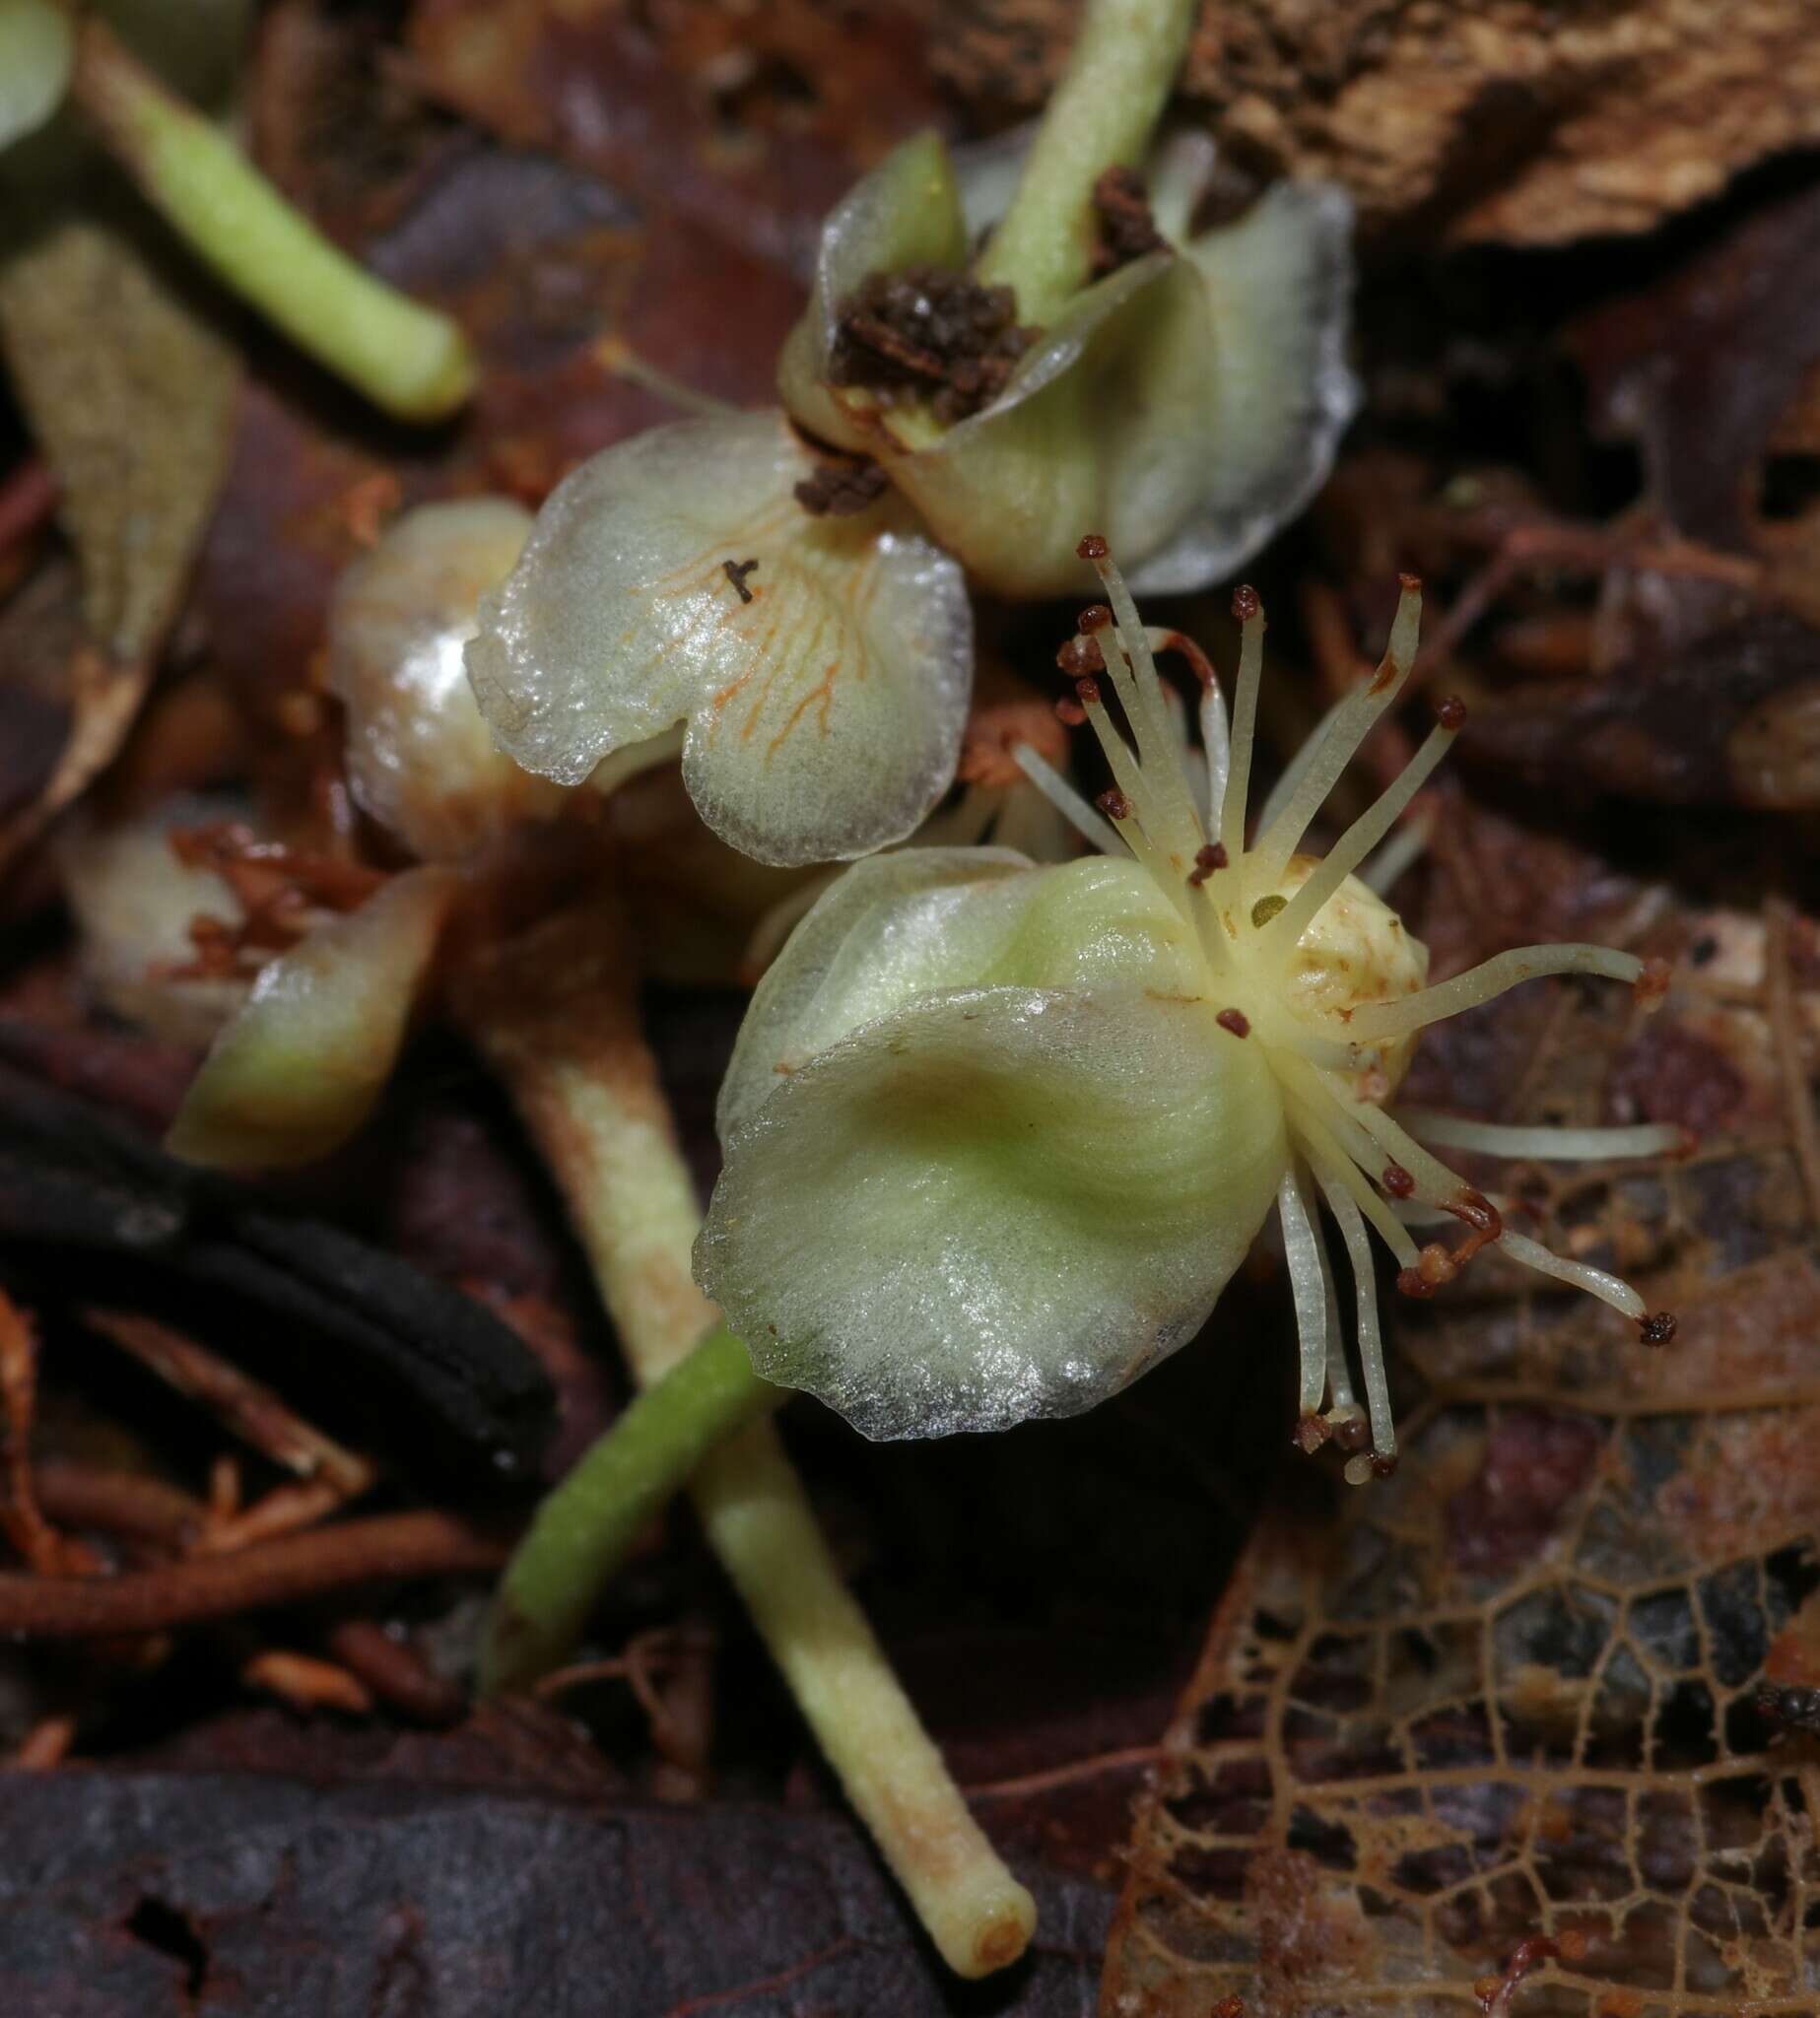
[1107,889,1820,2012]
[0,213,238,873]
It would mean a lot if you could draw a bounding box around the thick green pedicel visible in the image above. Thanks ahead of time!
[481,1323,780,1696]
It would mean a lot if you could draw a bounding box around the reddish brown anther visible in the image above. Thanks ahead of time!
[1075,676,1102,707]
[1216,1008,1250,1039]
[1435,695,1467,729]
[1054,697,1088,728]
[1077,533,1109,561]
[1332,1413,1371,1454]
[1096,786,1132,822]
[1398,571,1422,592]
[1634,956,1672,1010]
[1056,633,1105,676]
[1293,1412,1329,1454]
[1639,1311,1678,1346]
[1077,603,1112,634]
[1187,841,1228,887]
[1370,1452,1399,1479]
[1382,1163,1416,1198]
[1231,584,1260,623]
[1397,1191,1503,1296]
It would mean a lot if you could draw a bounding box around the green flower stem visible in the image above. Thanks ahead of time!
[483,1323,779,1696]
[974,0,1196,322]
[455,908,1037,1980]
[70,17,475,422]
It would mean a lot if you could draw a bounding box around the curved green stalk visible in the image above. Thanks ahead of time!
[974,0,1197,322]
[454,908,1037,1980]
[483,1323,779,1695]
[71,17,475,421]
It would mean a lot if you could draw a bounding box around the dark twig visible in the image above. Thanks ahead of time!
[0,1511,509,1639]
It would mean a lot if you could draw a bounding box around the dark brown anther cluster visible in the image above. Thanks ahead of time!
[1231,583,1260,623]
[1096,786,1132,822]
[1216,1008,1250,1039]
[1639,1311,1679,1346]
[1090,166,1166,275]
[721,558,760,603]
[1293,1412,1330,1454]
[793,457,890,517]
[1186,841,1228,887]
[1077,533,1110,561]
[1382,1163,1416,1198]
[1436,695,1468,730]
[829,265,1037,423]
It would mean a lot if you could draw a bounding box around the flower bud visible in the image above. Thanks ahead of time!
[327,498,568,862]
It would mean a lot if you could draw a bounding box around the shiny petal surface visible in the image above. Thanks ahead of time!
[697,985,1287,1439]
[465,410,973,867]
[328,498,567,861]
[717,847,1201,1135]
[0,0,73,149]
[166,866,458,1170]
[1128,174,1359,594]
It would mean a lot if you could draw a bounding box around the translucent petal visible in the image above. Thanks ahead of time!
[465,410,973,868]
[697,985,1288,1439]
[166,866,457,1170]
[884,251,1206,598]
[1126,177,1359,594]
[717,847,1200,1136]
[328,498,567,861]
[0,0,74,149]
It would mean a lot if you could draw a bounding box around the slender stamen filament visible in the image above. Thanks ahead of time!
[1360,805,1434,897]
[1247,577,1422,893]
[1394,1110,1688,1162]
[1259,709,1460,949]
[1342,945,1645,1043]
[1220,591,1264,864]
[1010,742,1126,856]
[1283,1088,1421,1269]
[1276,1164,1330,1419]
[1311,1172,1396,1473]
[1498,1232,1648,1320]
[1142,627,1229,819]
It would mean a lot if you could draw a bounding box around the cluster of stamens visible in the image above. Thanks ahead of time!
[1011,535,1680,1485]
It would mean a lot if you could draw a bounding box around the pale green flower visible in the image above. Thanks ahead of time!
[464,409,974,869]
[777,128,1355,599]
[696,548,1680,1473]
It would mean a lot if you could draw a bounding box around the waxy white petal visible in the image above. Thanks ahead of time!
[328,498,567,861]
[465,410,973,868]
[697,985,1287,1440]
